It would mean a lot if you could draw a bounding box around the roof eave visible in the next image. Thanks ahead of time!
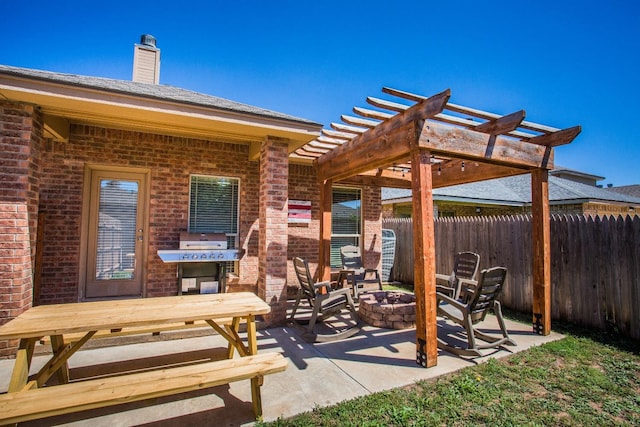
[0,70,322,149]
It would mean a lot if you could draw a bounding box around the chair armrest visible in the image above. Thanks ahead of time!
[313,280,332,295]
[331,287,353,297]
[435,273,451,281]
[323,287,357,306]
[435,285,454,297]
[436,291,467,311]
[457,278,478,302]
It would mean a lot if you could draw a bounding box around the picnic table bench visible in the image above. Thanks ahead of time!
[0,292,284,424]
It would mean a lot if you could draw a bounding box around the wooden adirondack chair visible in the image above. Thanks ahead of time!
[435,251,480,300]
[339,245,383,297]
[436,266,517,357]
[289,257,361,342]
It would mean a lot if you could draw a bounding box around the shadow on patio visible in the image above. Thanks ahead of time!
[0,314,563,427]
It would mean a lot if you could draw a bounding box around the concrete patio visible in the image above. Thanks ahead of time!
[0,315,563,426]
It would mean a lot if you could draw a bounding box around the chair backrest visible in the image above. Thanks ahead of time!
[467,266,507,323]
[452,251,480,281]
[293,257,318,300]
[340,245,364,271]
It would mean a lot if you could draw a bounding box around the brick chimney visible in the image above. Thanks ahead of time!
[132,34,160,84]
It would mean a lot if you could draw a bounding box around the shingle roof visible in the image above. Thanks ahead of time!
[382,174,640,205]
[0,64,321,127]
[608,185,640,198]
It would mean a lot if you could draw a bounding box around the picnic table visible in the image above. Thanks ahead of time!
[0,292,287,424]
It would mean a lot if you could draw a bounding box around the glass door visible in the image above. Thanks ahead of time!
[85,170,147,298]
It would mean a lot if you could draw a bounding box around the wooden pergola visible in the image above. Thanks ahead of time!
[294,87,581,367]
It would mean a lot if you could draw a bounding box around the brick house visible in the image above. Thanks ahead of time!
[0,37,383,355]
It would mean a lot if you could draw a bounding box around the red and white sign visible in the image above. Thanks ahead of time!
[288,200,311,223]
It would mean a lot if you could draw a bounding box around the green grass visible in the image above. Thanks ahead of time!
[258,314,640,426]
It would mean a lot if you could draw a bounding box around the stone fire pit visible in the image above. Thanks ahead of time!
[358,291,416,329]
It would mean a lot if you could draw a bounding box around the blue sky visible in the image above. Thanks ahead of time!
[2,1,639,185]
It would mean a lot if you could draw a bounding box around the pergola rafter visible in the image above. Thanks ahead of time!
[298,87,580,368]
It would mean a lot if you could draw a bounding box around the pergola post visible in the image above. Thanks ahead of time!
[531,168,551,335]
[411,147,438,367]
[318,179,333,281]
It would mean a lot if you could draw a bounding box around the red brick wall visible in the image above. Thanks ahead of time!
[0,101,42,356]
[258,138,289,324]
[363,185,383,271]
[287,163,321,286]
[36,125,357,304]
[7,118,381,309]
[37,125,263,303]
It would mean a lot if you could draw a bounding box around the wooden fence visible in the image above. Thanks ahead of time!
[383,215,640,340]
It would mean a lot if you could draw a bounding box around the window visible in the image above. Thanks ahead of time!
[189,175,240,271]
[331,187,361,268]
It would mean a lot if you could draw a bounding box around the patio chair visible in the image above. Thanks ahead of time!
[435,251,480,300]
[436,266,516,357]
[289,257,362,342]
[339,245,383,297]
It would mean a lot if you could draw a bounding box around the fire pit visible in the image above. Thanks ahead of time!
[358,291,416,329]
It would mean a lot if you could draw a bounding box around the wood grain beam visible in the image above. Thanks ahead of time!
[331,122,366,134]
[340,115,380,128]
[366,96,409,113]
[335,160,528,189]
[316,135,345,146]
[337,174,412,189]
[383,87,561,135]
[410,148,438,368]
[318,180,333,282]
[431,160,526,188]
[419,119,554,169]
[321,128,356,140]
[528,125,581,147]
[531,168,551,335]
[473,110,526,135]
[353,106,394,121]
[317,121,417,181]
[316,89,451,181]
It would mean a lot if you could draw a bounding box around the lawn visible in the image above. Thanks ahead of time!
[258,311,640,426]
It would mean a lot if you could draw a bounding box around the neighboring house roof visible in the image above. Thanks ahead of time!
[608,185,640,198]
[0,65,320,126]
[382,174,640,206]
[549,167,605,183]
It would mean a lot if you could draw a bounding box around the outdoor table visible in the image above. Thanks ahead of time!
[0,292,270,394]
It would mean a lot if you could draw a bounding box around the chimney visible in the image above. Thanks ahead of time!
[132,34,160,84]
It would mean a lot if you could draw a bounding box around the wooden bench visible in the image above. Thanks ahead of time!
[0,352,287,425]
[38,319,233,346]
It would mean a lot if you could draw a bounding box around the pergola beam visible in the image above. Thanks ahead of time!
[419,120,554,169]
[321,128,356,140]
[337,161,528,189]
[473,110,526,135]
[353,106,394,121]
[316,89,451,181]
[528,125,582,147]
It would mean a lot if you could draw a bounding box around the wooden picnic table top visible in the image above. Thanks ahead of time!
[0,292,270,340]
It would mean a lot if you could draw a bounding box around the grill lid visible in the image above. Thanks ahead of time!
[179,232,227,250]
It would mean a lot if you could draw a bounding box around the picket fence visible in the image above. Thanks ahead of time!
[383,215,640,340]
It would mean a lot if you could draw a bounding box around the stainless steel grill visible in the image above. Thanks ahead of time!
[157,232,242,263]
[157,232,243,294]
